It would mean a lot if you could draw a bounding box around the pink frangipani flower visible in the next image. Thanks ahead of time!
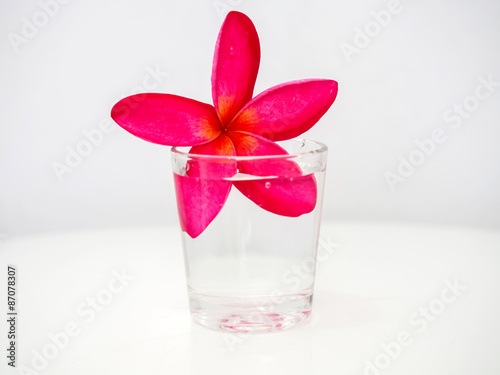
[111,11,338,238]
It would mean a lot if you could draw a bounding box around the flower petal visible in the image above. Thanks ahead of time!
[212,11,260,125]
[228,131,317,216]
[188,134,237,179]
[111,93,221,146]
[228,79,338,141]
[174,135,236,238]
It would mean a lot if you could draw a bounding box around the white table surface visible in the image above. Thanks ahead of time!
[1,221,499,375]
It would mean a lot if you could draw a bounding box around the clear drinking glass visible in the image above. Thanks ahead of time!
[171,139,327,332]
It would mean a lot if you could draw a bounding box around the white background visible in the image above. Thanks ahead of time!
[1,0,499,234]
[2,223,499,375]
[1,2,500,374]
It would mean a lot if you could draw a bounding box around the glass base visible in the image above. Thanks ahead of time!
[188,292,313,333]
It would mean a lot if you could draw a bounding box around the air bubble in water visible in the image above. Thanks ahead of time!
[265,182,271,189]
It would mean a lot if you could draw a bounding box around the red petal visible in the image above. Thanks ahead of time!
[228,79,338,141]
[228,131,317,216]
[188,134,237,179]
[111,93,221,146]
[212,11,260,125]
[174,135,236,238]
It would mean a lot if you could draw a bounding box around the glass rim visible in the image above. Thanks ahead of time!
[171,138,328,161]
